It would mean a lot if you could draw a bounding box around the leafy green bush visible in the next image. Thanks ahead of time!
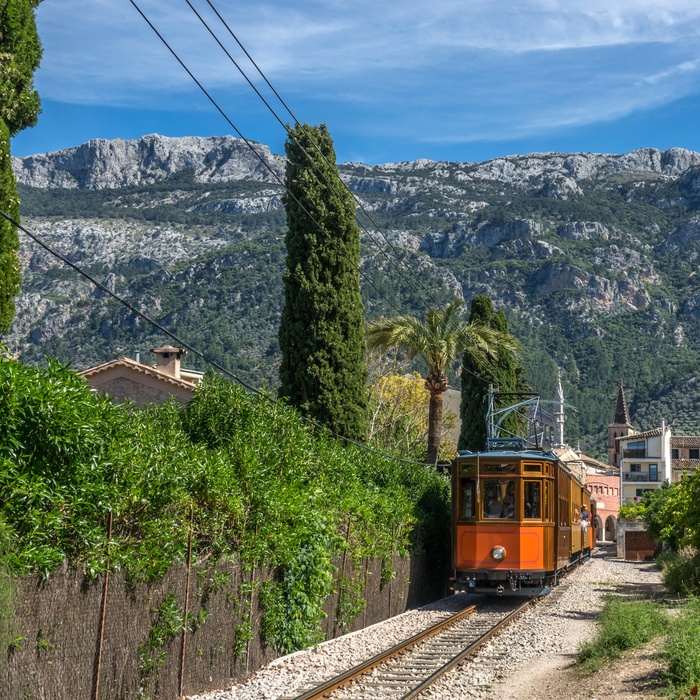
[0,357,450,653]
[658,549,700,596]
[665,597,700,695]
[577,597,669,669]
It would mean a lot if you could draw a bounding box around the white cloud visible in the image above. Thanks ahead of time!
[28,0,700,149]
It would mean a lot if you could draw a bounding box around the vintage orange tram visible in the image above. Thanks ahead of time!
[450,437,595,596]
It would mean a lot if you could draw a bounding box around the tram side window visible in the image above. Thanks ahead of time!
[460,480,476,518]
[524,481,541,518]
[484,479,515,518]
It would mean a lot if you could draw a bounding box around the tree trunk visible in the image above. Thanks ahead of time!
[425,373,448,465]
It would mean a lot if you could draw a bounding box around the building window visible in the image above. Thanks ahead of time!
[690,449,700,460]
[649,464,658,481]
[630,464,641,472]
[627,440,645,451]
[672,448,679,459]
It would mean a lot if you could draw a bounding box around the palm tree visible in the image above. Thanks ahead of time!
[366,300,518,465]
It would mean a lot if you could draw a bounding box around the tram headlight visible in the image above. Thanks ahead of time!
[491,546,506,561]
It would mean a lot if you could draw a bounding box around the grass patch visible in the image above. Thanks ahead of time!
[577,597,669,671]
[665,597,700,696]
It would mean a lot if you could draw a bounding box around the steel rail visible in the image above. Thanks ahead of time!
[290,604,477,700]
[401,598,534,699]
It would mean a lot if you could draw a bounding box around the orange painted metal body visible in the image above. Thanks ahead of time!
[455,524,552,571]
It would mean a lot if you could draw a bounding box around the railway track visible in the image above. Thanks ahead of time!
[284,598,534,699]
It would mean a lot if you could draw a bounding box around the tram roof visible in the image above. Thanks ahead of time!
[456,448,559,461]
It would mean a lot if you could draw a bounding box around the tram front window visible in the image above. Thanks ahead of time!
[524,481,541,518]
[484,480,515,519]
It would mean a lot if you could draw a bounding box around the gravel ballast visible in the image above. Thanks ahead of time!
[188,543,665,700]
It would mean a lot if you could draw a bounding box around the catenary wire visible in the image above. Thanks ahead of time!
[1,208,432,467]
[128,0,405,318]
[202,0,442,303]
[185,0,442,313]
[191,0,506,387]
[136,3,499,389]
[128,3,496,409]
[180,0,503,388]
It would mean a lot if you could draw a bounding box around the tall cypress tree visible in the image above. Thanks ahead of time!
[278,123,368,441]
[458,297,527,451]
[458,296,493,451]
[0,0,43,332]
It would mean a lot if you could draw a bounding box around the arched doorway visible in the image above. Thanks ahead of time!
[605,515,616,543]
[594,515,604,541]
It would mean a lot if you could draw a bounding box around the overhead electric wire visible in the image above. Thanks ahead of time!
[182,0,439,315]
[137,0,503,392]
[1,208,431,467]
[128,0,405,317]
[132,1,501,398]
[189,0,511,391]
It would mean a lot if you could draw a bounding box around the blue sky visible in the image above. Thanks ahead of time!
[11,0,700,165]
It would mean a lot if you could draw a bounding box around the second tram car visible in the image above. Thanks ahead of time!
[450,437,595,596]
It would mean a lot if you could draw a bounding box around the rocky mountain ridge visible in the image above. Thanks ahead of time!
[12,134,285,190]
[13,134,700,191]
[8,134,700,455]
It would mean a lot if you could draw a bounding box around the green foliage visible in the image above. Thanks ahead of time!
[0,358,450,655]
[260,521,338,654]
[665,596,700,695]
[459,295,493,451]
[0,0,43,136]
[658,549,700,596]
[232,620,253,660]
[138,592,186,694]
[278,123,368,441]
[577,597,669,670]
[367,299,515,464]
[368,371,456,461]
[336,574,365,632]
[459,296,528,451]
[0,120,20,332]
[0,0,43,331]
[636,482,685,550]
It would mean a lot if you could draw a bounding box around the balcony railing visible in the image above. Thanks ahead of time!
[623,448,647,458]
[623,472,660,482]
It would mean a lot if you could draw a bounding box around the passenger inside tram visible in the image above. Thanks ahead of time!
[485,480,516,518]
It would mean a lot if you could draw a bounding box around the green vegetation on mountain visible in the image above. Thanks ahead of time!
[279,124,368,440]
[0,354,449,652]
[0,0,43,331]
[9,138,700,455]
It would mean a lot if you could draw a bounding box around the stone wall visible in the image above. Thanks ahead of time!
[2,552,440,699]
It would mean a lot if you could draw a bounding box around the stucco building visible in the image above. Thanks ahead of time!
[79,345,202,407]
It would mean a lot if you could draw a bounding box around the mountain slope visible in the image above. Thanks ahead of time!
[8,134,700,457]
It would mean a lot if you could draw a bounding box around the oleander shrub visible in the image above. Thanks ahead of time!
[0,356,450,653]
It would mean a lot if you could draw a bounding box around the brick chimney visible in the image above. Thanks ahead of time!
[150,345,186,379]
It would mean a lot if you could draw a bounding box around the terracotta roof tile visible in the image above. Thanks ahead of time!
[78,357,195,391]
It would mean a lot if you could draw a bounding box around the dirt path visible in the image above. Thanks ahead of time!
[483,545,669,700]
